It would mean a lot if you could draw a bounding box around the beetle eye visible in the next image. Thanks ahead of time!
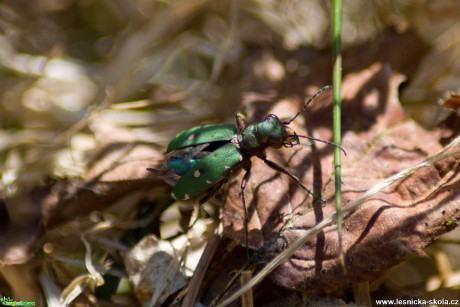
[265,114,278,121]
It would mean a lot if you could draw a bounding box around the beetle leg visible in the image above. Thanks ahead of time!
[146,167,167,175]
[240,161,252,258]
[235,112,246,133]
[259,156,325,202]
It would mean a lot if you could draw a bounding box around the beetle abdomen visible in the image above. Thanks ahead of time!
[171,143,242,200]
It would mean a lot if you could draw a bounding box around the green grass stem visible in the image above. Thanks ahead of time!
[332,0,344,268]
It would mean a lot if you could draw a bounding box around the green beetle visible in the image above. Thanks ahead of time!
[150,86,345,217]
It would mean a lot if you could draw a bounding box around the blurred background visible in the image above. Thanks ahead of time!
[0,0,459,305]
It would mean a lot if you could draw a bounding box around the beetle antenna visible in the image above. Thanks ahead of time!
[296,135,347,156]
[283,85,332,125]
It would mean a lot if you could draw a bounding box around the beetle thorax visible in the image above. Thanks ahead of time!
[238,114,297,155]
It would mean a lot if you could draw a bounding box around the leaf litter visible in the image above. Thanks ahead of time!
[1,1,460,305]
[222,63,460,293]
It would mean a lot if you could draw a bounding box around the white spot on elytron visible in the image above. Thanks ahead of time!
[171,192,177,199]
[206,180,212,184]
[194,170,200,178]
[184,194,190,200]
[224,166,230,169]
[187,134,195,141]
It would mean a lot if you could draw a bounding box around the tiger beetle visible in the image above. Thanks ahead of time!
[148,86,345,251]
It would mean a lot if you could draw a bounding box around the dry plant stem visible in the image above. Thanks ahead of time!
[218,135,460,307]
[210,258,256,307]
[182,234,221,307]
[60,221,117,305]
[209,0,238,83]
[433,250,452,282]
[353,281,372,307]
[240,270,254,307]
[39,269,61,306]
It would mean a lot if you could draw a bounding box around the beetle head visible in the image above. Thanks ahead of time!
[257,114,300,148]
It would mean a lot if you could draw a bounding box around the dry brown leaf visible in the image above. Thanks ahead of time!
[222,63,460,291]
